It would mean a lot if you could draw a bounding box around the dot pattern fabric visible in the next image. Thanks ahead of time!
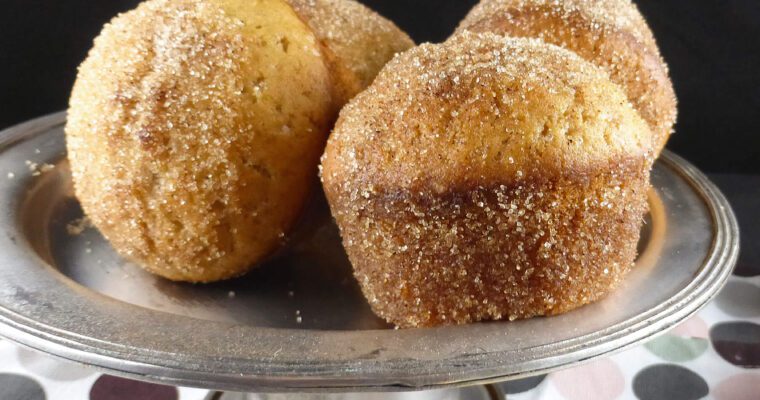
[0,174,756,399]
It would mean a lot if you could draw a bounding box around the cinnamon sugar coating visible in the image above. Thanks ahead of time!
[286,0,415,104]
[457,0,677,154]
[66,0,335,282]
[322,33,654,327]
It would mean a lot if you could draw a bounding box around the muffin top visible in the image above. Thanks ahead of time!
[456,0,677,154]
[322,32,654,194]
[286,0,415,102]
[458,0,657,45]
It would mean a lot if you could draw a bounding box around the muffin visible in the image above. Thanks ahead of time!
[67,0,336,282]
[321,32,655,328]
[457,0,677,154]
[286,0,415,104]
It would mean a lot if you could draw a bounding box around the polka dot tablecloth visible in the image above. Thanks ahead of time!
[0,174,757,400]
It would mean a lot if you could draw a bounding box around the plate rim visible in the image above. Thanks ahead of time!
[0,113,740,392]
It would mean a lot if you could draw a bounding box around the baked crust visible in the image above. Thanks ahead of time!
[66,0,334,282]
[286,0,415,104]
[322,33,654,327]
[457,0,677,154]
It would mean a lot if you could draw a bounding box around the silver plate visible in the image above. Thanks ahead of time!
[0,113,739,392]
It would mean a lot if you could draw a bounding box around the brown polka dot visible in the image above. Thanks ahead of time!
[711,322,760,368]
[90,375,177,400]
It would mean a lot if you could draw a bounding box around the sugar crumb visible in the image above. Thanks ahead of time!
[66,217,92,235]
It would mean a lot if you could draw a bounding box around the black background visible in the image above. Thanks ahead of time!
[1,1,758,173]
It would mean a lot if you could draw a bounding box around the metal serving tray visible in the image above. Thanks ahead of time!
[0,113,739,392]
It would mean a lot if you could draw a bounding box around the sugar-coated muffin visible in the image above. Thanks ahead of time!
[457,0,677,154]
[66,0,336,282]
[286,0,415,104]
[322,32,655,328]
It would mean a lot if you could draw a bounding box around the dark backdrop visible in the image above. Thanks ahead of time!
[1,1,758,173]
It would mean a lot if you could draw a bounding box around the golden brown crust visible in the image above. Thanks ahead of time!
[66,0,334,282]
[286,0,415,104]
[327,160,650,328]
[322,33,654,327]
[323,33,654,193]
[457,0,677,154]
